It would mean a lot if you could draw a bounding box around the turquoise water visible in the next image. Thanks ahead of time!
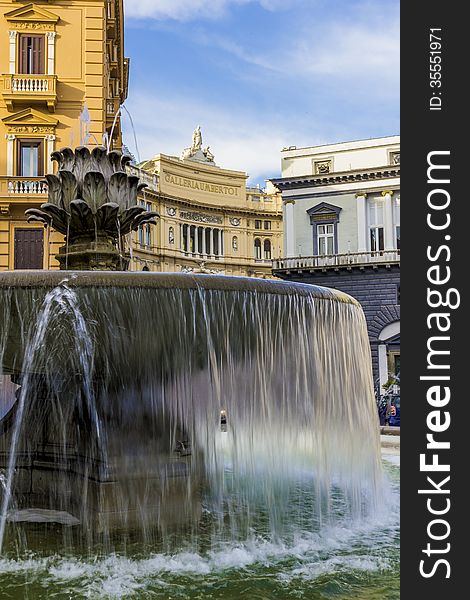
[0,461,399,599]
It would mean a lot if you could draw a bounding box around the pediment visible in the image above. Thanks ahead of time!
[3,108,58,127]
[306,202,342,217]
[4,3,59,24]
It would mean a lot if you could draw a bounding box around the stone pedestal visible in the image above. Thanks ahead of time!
[57,234,130,271]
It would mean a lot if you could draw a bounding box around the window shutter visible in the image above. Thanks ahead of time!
[37,141,44,176]
[32,36,45,74]
[19,35,28,74]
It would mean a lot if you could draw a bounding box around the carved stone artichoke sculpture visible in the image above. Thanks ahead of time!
[26,146,159,271]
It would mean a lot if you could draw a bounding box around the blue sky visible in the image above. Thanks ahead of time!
[122,0,399,186]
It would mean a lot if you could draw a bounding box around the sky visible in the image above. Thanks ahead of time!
[122,0,399,186]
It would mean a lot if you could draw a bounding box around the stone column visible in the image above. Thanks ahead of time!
[194,226,199,254]
[46,135,56,174]
[47,32,57,76]
[9,31,17,75]
[283,198,296,257]
[202,226,206,255]
[189,225,197,254]
[378,344,389,389]
[218,229,223,256]
[356,192,368,252]
[6,134,15,176]
[382,190,395,250]
[209,229,214,256]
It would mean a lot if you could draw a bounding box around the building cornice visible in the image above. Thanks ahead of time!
[270,165,400,191]
[147,191,282,218]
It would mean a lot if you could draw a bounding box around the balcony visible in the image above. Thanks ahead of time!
[0,176,48,197]
[273,250,400,273]
[1,74,58,112]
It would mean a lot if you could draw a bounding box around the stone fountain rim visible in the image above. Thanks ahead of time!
[0,271,360,306]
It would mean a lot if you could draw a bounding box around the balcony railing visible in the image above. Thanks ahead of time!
[273,250,400,271]
[1,74,58,112]
[1,177,48,196]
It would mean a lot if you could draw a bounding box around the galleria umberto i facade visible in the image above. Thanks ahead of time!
[129,129,283,278]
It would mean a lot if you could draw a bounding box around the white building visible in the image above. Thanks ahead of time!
[271,136,400,394]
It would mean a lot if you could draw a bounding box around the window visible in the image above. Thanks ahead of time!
[396,226,400,250]
[263,239,272,260]
[254,220,262,229]
[307,202,342,256]
[264,220,271,230]
[254,238,261,259]
[17,140,44,177]
[369,199,385,252]
[370,227,384,252]
[317,224,334,255]
[19,35,45,75]
[138,201,152,247]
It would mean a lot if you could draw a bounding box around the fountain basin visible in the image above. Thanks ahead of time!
[1,271,380,551]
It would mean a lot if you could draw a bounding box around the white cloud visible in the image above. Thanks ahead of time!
[122,93,299,182]
[288,20,400,85]
[124,0,301,21]
[198,10,399,91]
[124,0,249,21]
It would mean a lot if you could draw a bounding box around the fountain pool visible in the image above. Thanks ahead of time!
[0,271,399,598]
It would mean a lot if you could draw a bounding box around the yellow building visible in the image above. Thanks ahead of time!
[130,129,283,278]
[0,0,128,270]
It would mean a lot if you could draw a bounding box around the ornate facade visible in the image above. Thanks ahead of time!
[0,0,128,270]
[129,129,283,278]
[271,136,400,389]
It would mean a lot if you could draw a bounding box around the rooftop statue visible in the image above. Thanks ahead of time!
[191,125,202,153]
[181,127,216,165]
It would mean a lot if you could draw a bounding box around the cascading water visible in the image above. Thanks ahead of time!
[0,272,398,598]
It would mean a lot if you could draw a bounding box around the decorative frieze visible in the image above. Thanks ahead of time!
[180,211,223,225]
[314,159,332,175]
[7,125,56,134]
[11,22,55,31]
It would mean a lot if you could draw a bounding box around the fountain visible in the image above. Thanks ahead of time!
[25,146,158,271]
[0,149,394,597]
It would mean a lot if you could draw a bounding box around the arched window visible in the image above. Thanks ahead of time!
[263,239,271,259]
[254,238,261,260]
